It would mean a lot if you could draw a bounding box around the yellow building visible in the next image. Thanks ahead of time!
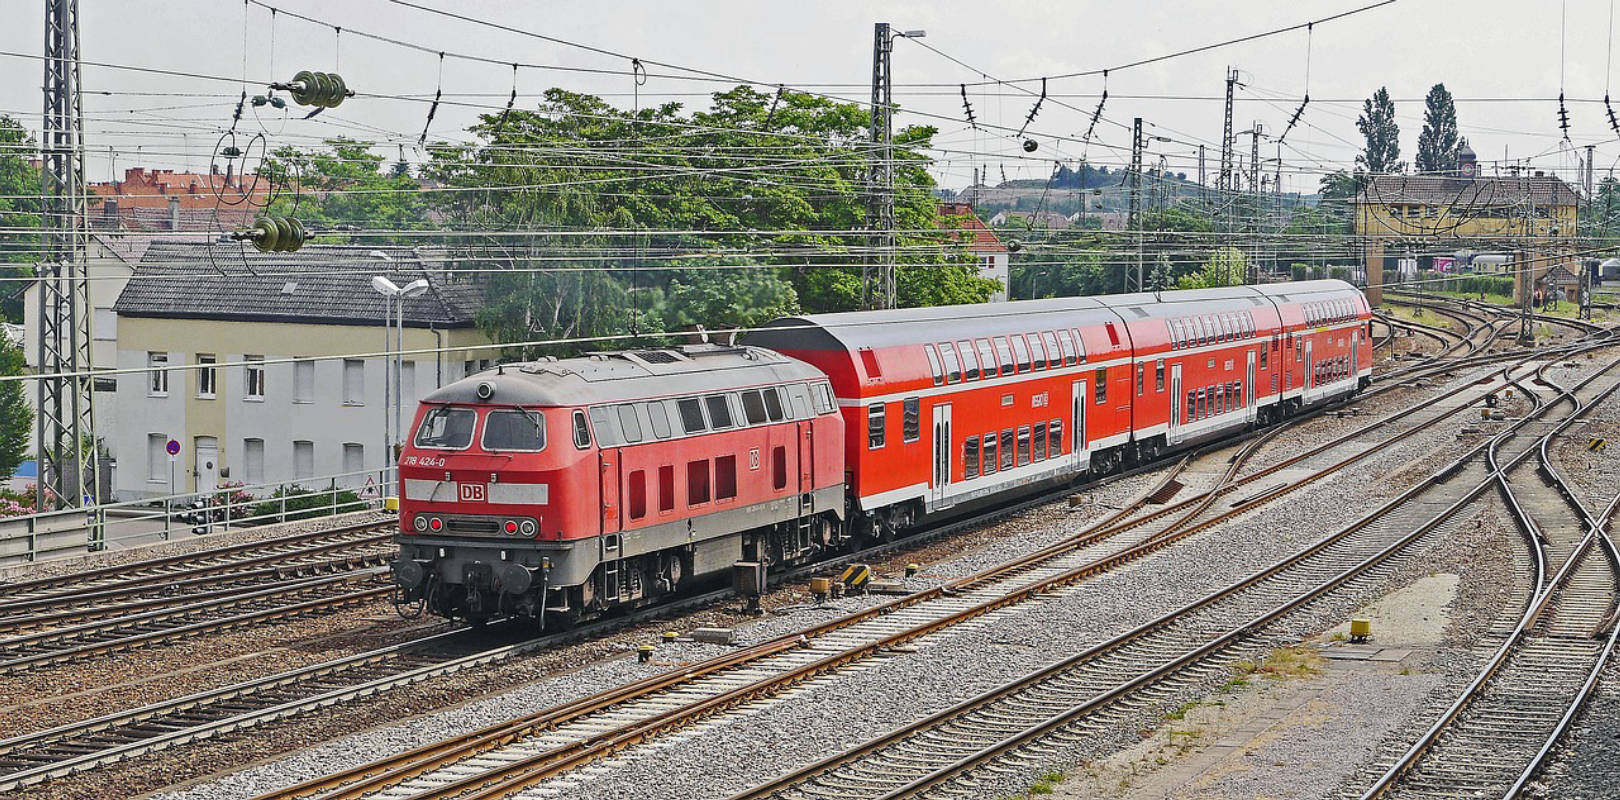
[1352,147,1578,304]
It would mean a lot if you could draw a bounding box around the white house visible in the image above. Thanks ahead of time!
[939,202,1011,302]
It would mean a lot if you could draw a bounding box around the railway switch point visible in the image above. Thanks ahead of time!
[1350,618,1372,644]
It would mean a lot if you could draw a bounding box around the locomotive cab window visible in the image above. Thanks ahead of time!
[704,395,733,430]
[677,398,706,434]
[482,409,547,452]
[741,390,769,425]
[413,406,476,450]
[572,410,592,449]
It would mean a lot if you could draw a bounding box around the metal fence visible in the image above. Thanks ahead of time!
[0,467,396,566]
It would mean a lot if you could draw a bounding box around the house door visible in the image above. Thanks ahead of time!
[931,404,953,509]
[1167,365,1183,444]
[1071,380,1088,465]
[194,437,218,493]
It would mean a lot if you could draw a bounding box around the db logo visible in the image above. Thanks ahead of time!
[748,448,761,470]
[458,483,486,502]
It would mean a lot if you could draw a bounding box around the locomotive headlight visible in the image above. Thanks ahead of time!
[504,520,519,535]
[412,514,428,532]
[428,516,443,531]
[519,519,537,536]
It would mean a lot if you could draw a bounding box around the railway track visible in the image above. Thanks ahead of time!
[718,338,1620,800]
[1357,356,1620,799]
[236,347,1547,800]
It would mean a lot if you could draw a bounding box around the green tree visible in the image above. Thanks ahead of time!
[0,117,41,323]
[261,137,429,237]
[0,341,30,482]
[1356,87,1403,174]
[653,260,800,332]
[1177,248,1248,289]
[1415,83,1461,175]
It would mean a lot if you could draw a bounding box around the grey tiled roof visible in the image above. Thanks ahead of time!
[1354,174,1579,207]
[112,241,484,328]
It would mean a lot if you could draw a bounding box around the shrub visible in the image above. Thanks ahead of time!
[252,484,365,522]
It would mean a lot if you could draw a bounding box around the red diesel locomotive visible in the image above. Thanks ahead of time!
[392,279,1371,625]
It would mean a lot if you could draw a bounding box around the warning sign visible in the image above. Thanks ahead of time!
[361,476,377,499]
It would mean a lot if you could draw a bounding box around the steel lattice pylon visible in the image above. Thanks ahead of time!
[864,22,896,311]
[37,0,100,519]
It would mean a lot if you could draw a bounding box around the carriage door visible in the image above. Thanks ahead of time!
[1167,366,1182,444]
[1351,330,1360,381]
[1304,339,1314,393]
[931,404,953,509]
[1071,380,1089,466]
[1245,351,1257,423]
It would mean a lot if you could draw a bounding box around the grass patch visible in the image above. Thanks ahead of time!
[1024,770,1066,795]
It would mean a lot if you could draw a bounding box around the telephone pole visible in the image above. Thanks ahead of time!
[37,0,100,521]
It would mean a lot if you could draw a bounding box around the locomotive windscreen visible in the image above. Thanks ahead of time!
[414,406,476,449]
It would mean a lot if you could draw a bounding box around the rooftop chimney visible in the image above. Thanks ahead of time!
[167,195,180,231]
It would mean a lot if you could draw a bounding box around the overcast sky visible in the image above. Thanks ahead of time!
[3,0,1618,194]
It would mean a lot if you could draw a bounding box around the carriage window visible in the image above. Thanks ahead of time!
[617,405,644,443]
[957,340,981,381]
[1028,333,1048,370]
[1094,368,1108,404]
[994,336,1015,375]
[1000,429,1015,470]
[1034,422,1047,461]
[1136,363,1145,395]
[1049,420,1063,456]
[741,391,768,425]
[1017,426,1032,466]
[975,339,998,378]
[1186,391,1195,420]
[964,436,981,479]
[1056,329,1078,365]
[659,465,675,512]
[1235,381,1244,406]
[763,387,786,421]
[1170,319,1184,349]
[983,433,998,475]
[413,406,476,449]
[705,395,733,430]
[687,460,710,505]
[903,398,920,442]
[1011,335,1032,372]
[482,409,547,452]
[647,402,673,439]
[677,398,706,434]
[924,344,945,386]
[939,343,963,383]
[1041,332,1062,369]
[628,470,647,520]
[868,403,886,449]
[1156,359,1165,392]
[1073,329,1088,362]
[573,410,592,449]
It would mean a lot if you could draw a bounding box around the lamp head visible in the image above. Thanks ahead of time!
[400,278,430,298]
[371,275,400,296]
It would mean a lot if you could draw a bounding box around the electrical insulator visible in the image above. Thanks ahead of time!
[271,71,352,109]
[1022,138,1038,153]
[236,215,309,253]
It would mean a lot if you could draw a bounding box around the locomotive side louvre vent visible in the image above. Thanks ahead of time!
[633,350,682,364]
[1128,307,1150,318]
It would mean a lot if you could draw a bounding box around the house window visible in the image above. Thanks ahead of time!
[343,443,364,476]
[1094,368,1108,404]
[903,398,920,443]
[628,470,647,519]
[1017,426,1031,466]
[964,436,980,479]
[1155,360,1165,392]
[343,359,365,405]
[658,465,675,512]
[982,433,998,475]
[868,403,886,449]
[715,455,737,500]
[148,352,168,396]
[196,354,216,398]
[147,433,165,482]
[401,361,416,403]
[687,459,711,505]
[293,440,314,480]
[1033,422,1047,461]
[293,359,313,403]
[244,438,264,485]
[245,355,266,400]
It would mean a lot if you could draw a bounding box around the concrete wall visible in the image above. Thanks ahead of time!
[113,315,498,500]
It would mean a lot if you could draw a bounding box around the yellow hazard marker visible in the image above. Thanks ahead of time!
[1349,618,1372,643]
[839,563,871,592]
[1589,438,1607,452]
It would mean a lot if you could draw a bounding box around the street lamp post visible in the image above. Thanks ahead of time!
[371,269,430,491]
